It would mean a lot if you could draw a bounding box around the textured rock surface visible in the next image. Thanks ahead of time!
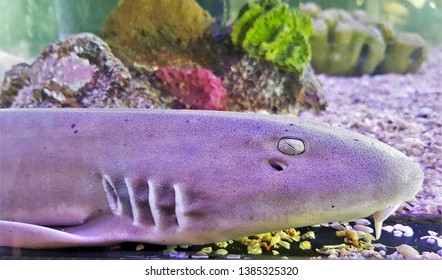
[0,33,154,109]
[155,67,228,110]
[221,54,326,113]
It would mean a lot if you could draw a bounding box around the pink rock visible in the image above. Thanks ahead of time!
[155,67,228,110]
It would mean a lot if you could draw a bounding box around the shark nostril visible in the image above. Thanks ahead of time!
[266,158,287,171]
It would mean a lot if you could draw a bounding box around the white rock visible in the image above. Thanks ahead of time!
[382,225,394,232]
[353,224,374,233]
[393,230,403,237]
[393,224,404,230]
[402,226,414,237]
[355,218,371,225]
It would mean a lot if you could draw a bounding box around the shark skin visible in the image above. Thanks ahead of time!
[0,109,423,249]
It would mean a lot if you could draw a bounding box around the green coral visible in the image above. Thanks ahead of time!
[231,0,313,73]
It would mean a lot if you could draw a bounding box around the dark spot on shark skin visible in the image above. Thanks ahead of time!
[186,120,189,123]
[74,130,79,134]
[285,129,289,132]
[331,205,335,208]
[71,124,76,128]
[124,119,129,123]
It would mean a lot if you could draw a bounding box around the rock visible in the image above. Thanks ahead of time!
[0,33,154,109]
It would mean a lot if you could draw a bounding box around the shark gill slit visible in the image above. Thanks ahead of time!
[125,178,155,226]
[148,179,179,229]
[102,175,133,218]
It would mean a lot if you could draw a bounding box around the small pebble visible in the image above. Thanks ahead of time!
[330,222,346,230]
[402,226,414,237]
[426,238,436,245]
[301,231,316,240]
[272,250,279,255]
[226,254,241,259]
[135,244,144,251]
[299,241,312,250]
[353,224,374,234]
[355,218,371,225]
[215,249,228,255]
[382,225,394,232]
[215,241,229,248]
[191,253,209,259]
[200,247,212,254]
[422,252,442,260]
[396,244,420,259]
[278,240,291,250]
[247,247,262,255]
[178,252,189,259]
[393,230,403,237]
[393,224,404,230]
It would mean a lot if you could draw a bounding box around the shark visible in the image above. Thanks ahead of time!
[0,109,424,248]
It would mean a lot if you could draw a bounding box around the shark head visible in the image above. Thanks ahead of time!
[143,111,424,243]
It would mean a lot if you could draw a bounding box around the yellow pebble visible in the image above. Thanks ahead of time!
[215,249,228,255]
[301,231,316,240]
[215,241,229,248]
[200,247,212,254]
[247,247,263,255]
[278,240,291,250]
[299,241,311,250]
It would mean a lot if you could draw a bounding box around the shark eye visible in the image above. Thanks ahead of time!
[277,138,305,155]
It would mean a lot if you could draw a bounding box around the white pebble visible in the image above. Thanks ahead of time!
[393,230,403,237]
[396,244,420,259]
[330,222,346,230]
[353,224,374,234]
[382,225,394,232]
[420,235,442,247]
[226,254,241,259]
[393,224,404,231]
[178,252,189,259]
[192,251,209,259]
[355,218,371,225]
[428,230,438,237]
[402,226,414,237]
[426,238,436,245]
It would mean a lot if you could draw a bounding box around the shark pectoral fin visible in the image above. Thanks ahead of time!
[0,215,136,249]
[372,204,400,240]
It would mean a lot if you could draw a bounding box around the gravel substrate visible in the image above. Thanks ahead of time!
[300,45,442,216]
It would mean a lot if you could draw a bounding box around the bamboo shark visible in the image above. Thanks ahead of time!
[0,109,423,249]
